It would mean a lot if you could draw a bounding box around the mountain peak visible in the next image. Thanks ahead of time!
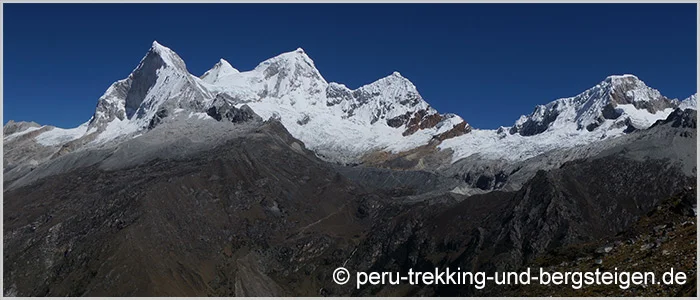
[142,41,187,71]
[679,93,697,110]
[256,47,316,68]
[148,40,177,61]
[600,74,656,98]
[201,58,239,84]
[605,74,639,81]
[253,48,326,86]
[601,73,650,92]
[218,58,231,66]
[215,58,238,73]
[682,93,697,102]
[371,71,415,87]
[151,40,165,50]
[601,74,646,90]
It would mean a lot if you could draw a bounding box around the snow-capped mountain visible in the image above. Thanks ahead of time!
[439,75,694,162]
[680,93,697,110]
[4,41,696,168]
[24,42,216,149]
[510,74,677,136]
[87,42,214,141]
[194,46,469,162]
[5,42,468,165]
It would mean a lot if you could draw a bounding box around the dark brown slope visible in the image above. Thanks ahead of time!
[494,188,697,297]
[3,121,372,296]
[336,155,694,296]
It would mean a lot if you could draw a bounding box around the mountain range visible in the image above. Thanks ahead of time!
[4,41,696,171]
[3,41,697,296]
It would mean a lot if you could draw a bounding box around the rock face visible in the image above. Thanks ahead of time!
[206,98,262,124]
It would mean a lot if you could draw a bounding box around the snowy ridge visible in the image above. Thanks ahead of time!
[12,42,693,166]
[36,121,95,146]
[192,47,464,162]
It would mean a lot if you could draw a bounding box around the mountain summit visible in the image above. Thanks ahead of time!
[200,59,239,84]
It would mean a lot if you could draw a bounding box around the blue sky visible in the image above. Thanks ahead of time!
[3,3,697,129]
